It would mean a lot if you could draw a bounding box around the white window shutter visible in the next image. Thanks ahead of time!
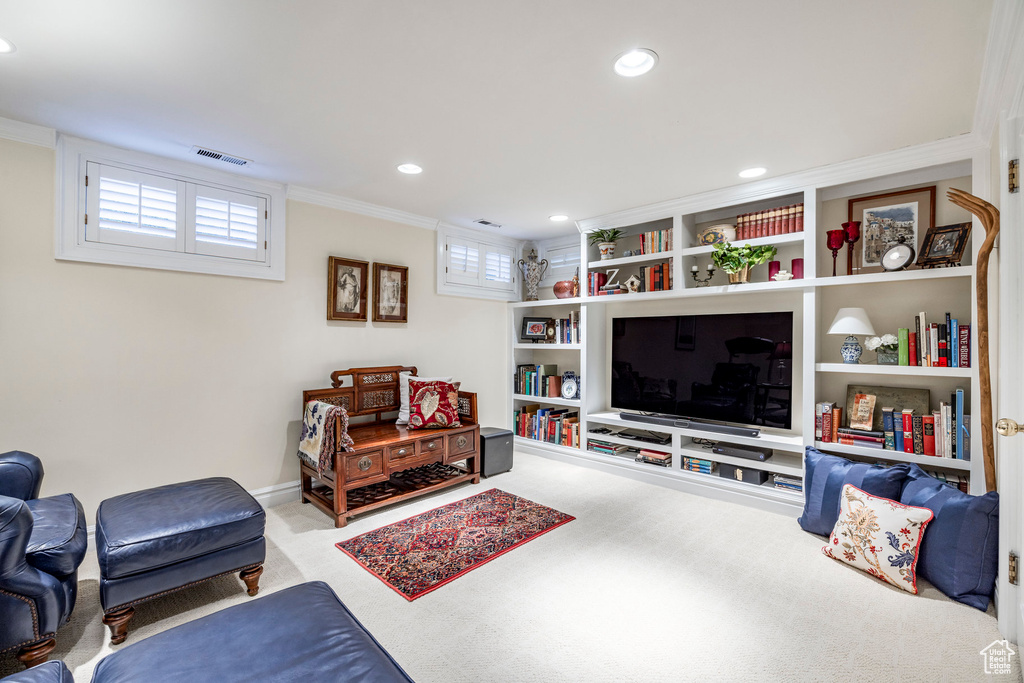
[484,246,514,287]
[86,162,183,251]
[187,184,266,262]
[446,237,480,286]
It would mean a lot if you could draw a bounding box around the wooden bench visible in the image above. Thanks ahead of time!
[300,366,481,528]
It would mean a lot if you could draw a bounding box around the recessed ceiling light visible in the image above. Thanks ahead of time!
[549,215,569,222]
[397,163,422,174]
[613,49,658,77]
[0,37,16,54]
[739,167,767,178]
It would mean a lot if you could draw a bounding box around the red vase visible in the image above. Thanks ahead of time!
[553,280,575,299]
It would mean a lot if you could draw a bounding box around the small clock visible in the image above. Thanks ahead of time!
[561,371,580,400]
[880,236,916,271]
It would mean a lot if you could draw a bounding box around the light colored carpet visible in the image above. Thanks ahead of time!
[1,452,1017,682]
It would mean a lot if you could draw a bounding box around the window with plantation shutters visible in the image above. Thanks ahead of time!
[438,226,520,300]
[62,137,282,279]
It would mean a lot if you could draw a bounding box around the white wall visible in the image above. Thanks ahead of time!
[0,138,508,519]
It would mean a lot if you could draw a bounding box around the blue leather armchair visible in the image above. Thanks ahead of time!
[0,452,87,669]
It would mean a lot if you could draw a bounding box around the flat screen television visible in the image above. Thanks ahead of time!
[611,312,794,429]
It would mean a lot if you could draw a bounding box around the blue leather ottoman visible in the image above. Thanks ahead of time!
[0,661,72,683]
[95,477,266,645]
[90,581,415,683]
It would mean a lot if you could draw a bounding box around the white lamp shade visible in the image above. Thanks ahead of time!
[828,307,876,336]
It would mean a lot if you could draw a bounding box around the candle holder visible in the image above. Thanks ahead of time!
[842,221,861,276]
[826,229,845,277]
[690,263,715,287]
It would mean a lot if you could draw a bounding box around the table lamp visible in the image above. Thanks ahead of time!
[828,307,875,364]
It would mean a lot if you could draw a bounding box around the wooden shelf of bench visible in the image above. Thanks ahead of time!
[301,365,481,528]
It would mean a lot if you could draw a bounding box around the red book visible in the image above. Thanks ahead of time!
[959,325,971,367]
[908,332,918,366]
[831,407,841,442]
[840,434,885,443]
[822,407,833,443]
[902,410,915,453]
[662,263,669,291]
[938,326,948,367]
[796,204,804,232]
[922,415,936,456]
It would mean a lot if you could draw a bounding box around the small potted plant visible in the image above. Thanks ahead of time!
[588,228,625,260]
[711,242,778,284]
[865,333,900,365]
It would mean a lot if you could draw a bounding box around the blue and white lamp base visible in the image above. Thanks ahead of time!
[840,335,863,364]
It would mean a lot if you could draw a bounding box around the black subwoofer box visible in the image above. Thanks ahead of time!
[479,427,514,478]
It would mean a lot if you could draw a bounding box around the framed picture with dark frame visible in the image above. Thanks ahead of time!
[917,222,972,268]
[521,316,551,341]
[848,186,935,275]
[327,256,369,321]
[372,262,408,323]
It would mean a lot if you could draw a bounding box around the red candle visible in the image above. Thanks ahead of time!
[768,260,780,280]
[791,258,804,279]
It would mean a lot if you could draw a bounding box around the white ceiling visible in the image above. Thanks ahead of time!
[0,0,993,240]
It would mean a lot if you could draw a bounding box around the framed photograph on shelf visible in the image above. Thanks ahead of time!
[372,263,408,323]
[521,316,551,341]
[916,222,972,268]
[848,186,935,275]
[327,256,369,322]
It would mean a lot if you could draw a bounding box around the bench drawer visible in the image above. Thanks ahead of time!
[386,442,417,462]
[447,430,477,458]
[417,435,446,458]
[343,450,385,484]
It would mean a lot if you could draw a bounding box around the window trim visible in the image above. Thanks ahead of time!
[57,135,286,280]
[536,234,584,287]
[435,223,523,301]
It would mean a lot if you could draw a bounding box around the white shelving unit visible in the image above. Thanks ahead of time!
[510,136,988,512]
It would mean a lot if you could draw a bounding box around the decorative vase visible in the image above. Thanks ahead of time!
[598,242,616,260]
[876,348,899,365]
[698,224,736,245]
[727,266,750,284]
[516,249,549,301]
[552,280,575,299]
[840,335,863,364]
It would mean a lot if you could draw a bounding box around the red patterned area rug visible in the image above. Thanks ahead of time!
[336,488,574,600]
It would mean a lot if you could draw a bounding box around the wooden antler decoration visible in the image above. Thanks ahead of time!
[946,188,999,492]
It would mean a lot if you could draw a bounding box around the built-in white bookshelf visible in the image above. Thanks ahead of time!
[510,136,987,512]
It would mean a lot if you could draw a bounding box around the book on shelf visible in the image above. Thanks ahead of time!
[514,406,580,448]
[881,407,896,450]
[893,411,905,452]
[636,449,672,466]
[637,227,673,255]
[637,262,672,293]
[831,407,841,442]
[850,393,875,430]
[587,272,608,296]
[897,329,910,366]
[734,203,804,240]
[902,410,915,454]
[922,415,936,456]
[908,331,918,366]
[911,415,925,454]
[682,456,716,473]
[549,312,581,345]
[773,474,803,492]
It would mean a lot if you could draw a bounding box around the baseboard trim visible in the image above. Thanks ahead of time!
[85,479,301,545]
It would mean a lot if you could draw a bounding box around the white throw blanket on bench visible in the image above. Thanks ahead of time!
[299,400,355,477]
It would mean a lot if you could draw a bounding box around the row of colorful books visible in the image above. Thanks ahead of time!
[514,405,580,448]
[552,312,580,345]
[815,391,970,459]
[735,203,804,240]
[773,474,803,493]
[514,364,563,398]
[635,228,673,255]
[587,439,637,457]
[586,271,608,296]
[895,312,970,367]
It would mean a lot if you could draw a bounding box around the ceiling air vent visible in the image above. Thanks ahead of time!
[474,219,503,229]
[190,146,252,167]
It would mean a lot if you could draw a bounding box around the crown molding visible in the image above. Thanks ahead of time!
[576,133,984,232]
[0,116,56,149]
[973,0,1024,141]
[286,185,438,231]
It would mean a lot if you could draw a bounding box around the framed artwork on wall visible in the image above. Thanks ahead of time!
[848,186,935,274]
[327,256,369,321]
[372,262,408,323]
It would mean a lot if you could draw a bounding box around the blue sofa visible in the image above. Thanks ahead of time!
[0,452,87,669]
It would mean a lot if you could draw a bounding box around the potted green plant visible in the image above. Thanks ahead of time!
[587,228,625,260]
[711,242,778,284]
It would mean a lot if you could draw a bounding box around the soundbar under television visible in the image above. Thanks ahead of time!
[611,311,794,431]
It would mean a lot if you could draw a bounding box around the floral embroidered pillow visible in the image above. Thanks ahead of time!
[408,379,461,430]
[823,484,934,594]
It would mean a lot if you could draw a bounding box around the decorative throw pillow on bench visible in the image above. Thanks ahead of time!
[408,379,461,429]
[798,447,911,536]
[900,464,999,610]
[823,484,933,593]
[397,372,453,425]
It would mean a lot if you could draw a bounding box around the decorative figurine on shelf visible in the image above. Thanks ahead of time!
[623,250,634,257]
[842,221,861,276]
[826,229,845,277]
[624,274,641,293]
[690,263,715,287]
[561,371,580,400]
[517,249,549,301]
[571,267,580,297]
[827,307,876,364]
[771,269,793,281]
